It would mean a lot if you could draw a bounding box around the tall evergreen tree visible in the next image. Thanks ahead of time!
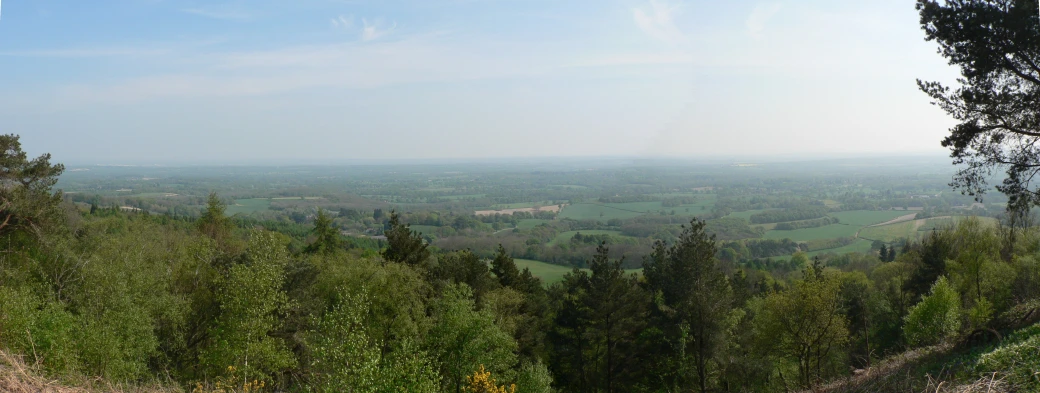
[548,244,647,393]
[305,208,344,255]
[916,0,1040,206]
[490,245,521,288]
[0,134,65,241]
[905,229,954,301]
[197,192,233,244]
[382,210,430,267]
[643,219,732,393]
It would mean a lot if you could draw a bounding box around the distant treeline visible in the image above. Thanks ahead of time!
[774,216,840,230]
[750,207,830,224]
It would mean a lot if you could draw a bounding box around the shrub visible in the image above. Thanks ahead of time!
[903,276,961,347]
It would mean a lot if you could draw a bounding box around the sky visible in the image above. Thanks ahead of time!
[1,0,962,164]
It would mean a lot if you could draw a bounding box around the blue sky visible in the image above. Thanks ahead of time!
[2,0,959,164]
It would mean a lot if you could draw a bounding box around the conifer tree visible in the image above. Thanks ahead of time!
[382,210,430,267]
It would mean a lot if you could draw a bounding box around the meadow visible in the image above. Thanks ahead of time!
[515,258,642,284]
[548,230,624,246]
[763,223,859,241]
[226,198,271,215]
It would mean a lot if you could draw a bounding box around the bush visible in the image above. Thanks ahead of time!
[903,276,961,347]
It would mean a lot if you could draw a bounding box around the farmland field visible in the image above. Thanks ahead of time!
[514,259,578,284]
[764,223,859,241]
[549,230,624,246]
[727,209,779,220]
[807,239,873,257]
[514,259,641,284]
[558,203,651,221]
[517,219,550,229]
[859,221,917,242]
[829,210,914,226]
[226,198,271,215]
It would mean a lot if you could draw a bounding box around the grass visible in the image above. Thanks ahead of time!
[859,221,917,242]
[807,239,874,257]
[764,223,860,241]
[226,199,271,215]
[830,210,915,226]
[726,209,779,220]
[516,219,550,230]
[558,203,649,221]
[514,259,641,284]
[548,230,623,246]
[271,196,322,200]
[515,259,579,284]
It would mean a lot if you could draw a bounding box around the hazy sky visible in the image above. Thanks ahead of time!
[2,0,961,164]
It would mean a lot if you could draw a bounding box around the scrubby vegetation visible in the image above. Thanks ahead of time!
[7,132,1040,392]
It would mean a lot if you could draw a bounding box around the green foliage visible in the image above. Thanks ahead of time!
[304,208,344,255]
[903,276,960,347]
[975,324,1040,390]
[308,289,440,392]
[200,230,295,385]
[947,217,1014,315]
[916,0,1040,205]
[382,210,431,267]
[750,207,829,224]
[773,216,840,230]
[0,286,80,375]
[427,284,518,393]
[643,218,732,392]
[547,244,648,392]
[0,133,66,242]
[756,266,849,388]
[514,360,554,393]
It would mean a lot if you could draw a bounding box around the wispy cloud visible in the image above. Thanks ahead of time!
[361,18,396,41]
[746,3,782,39]
[182,6,252,20]
[632,0,684,44]
[330,14,353,29]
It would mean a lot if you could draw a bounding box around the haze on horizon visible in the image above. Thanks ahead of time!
[2,0,959,164]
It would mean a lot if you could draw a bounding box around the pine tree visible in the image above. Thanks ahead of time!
[490,245,521,288]
[643,219,732,393]
[305,208,344,255]
[382,210,430,267]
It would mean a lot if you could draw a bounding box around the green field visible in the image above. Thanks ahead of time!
[558,203,649,221]
[807,239,873,257]
[515,259,579,284]
[226,198,271,215]
[859,221,917,242]
[271,196,322,200]
[727,209,779,220]
[513,259,641,284]
[829,210,915,226]
[549,230,623,246]
[517,219,550,229]
[764,223,859,241]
